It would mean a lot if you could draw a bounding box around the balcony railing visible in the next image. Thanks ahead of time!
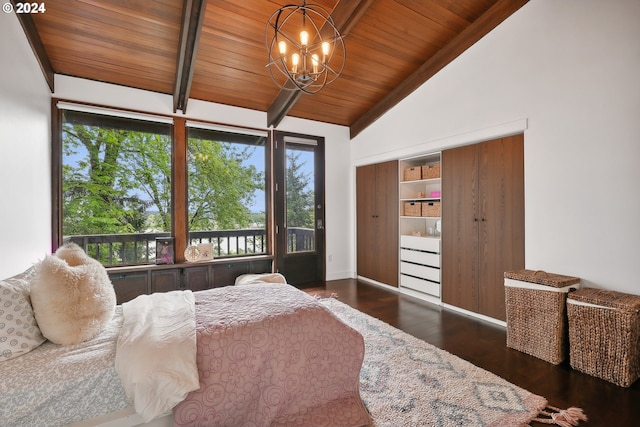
[64,227,314,267]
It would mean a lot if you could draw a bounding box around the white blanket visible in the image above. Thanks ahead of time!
[115,290,200,422]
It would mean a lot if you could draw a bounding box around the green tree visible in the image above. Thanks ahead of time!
[63,125,151,235]
[62,124,263,238]
[285,149,314,228]
[119,132,173,231]
[187,138,263,230]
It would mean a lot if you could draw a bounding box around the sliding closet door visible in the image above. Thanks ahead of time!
[356,160,398,286]
[478,135,525,320]
[442,134,524,321]
[356,164,377,281]
[442,144,480,313]
[375,160,399,287]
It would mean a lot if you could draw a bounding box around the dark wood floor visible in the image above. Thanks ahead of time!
[304,279,640,427]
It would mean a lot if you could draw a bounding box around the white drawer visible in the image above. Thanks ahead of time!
[400,235,440,253]
[401,274,440,297]
[400,262,440,282]
[400,249,440,268]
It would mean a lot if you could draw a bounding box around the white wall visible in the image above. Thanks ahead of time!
[351,0,640,294]
[0,13,52,278]
[53,76,354,281]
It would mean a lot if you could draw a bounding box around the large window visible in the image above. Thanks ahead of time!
[61,110,173,266]
[57,106,271,267]
[187,126,267,257]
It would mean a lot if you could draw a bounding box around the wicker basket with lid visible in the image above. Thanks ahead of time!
[421,163,440,179]
[504,270,580,364]
[403,202,421,217]
[403,166,421,181]
[567,288,640,387]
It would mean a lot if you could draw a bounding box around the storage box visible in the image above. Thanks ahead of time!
[403,202,421,216]
[504,270,580,364]
[421,163,440,179]
[567,288,640,387]
[403,166,421,181]
[421,201,440,217]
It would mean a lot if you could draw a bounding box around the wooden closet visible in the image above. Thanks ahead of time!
[356,160,399,287]
[441,134,524,321]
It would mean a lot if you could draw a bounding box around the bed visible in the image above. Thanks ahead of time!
[1,277,371,427]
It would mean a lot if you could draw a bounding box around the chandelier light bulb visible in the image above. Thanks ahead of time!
[278,40,287,55]
[300,30,309,46]
[292,53,300,73]
[312,54,319,74]
[322,41,330,58]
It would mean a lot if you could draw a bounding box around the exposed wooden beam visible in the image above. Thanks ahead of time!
[173,0,208,113]
[349,0,529,139]
[11,0,55,92]
[267,87,302,129]
[266,0,374,128]
[328,0,374,38]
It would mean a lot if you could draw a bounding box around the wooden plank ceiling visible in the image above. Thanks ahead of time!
[22,0,528,138]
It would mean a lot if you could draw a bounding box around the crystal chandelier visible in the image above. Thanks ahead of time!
[265,1,346,94]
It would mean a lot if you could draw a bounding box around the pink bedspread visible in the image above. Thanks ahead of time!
[173,283,371,427]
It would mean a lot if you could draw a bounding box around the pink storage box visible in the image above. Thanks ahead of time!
[430,191,441,198]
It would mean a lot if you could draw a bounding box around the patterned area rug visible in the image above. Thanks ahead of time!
[319,298,551,427]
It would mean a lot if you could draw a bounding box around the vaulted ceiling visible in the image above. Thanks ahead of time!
[15,0,528,138]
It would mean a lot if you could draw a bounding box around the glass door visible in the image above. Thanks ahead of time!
[273,131,325,285]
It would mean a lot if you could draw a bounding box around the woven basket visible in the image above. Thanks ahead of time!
[403,166,421,181]
[421,201,441,217]
[403,202,421,217]
[567,288,640,387]
[421,163,440,179]
[504,270,580,365]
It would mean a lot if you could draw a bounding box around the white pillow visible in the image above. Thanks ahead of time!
[235,272,287,286]
[0,268,46,361]
[30,243,116,345]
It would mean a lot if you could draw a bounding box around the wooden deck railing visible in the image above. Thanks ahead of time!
[64,227,314,266]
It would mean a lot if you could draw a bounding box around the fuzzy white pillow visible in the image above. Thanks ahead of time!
[31,243,116,345]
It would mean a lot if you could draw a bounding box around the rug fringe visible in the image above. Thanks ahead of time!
[532,405,587,427]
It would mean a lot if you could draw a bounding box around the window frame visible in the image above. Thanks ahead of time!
[185,122,271,259]
[52,100,274,268]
